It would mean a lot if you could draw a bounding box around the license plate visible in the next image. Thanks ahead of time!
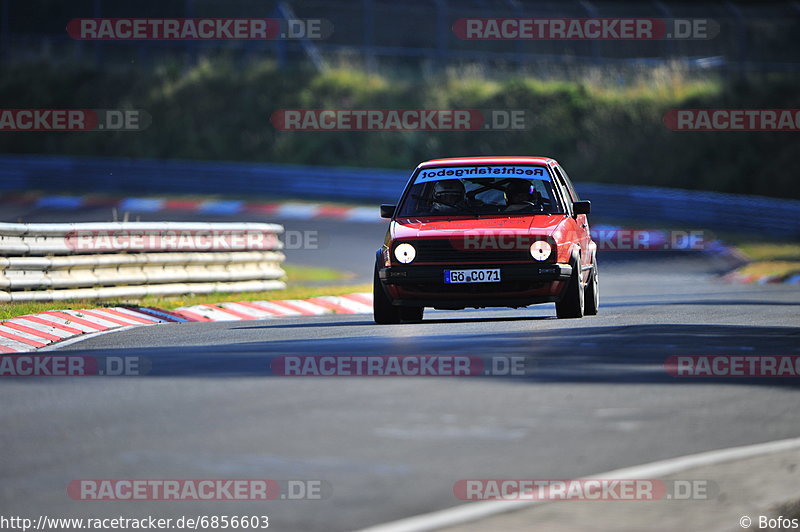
[444,269,501,284]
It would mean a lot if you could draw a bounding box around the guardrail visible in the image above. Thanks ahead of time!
[1,154,799,236]
[0,222,286,302]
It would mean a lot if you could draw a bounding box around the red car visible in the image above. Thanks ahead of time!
[374,156,598,323]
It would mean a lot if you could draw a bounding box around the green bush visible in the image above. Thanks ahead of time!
[0,59,798,199]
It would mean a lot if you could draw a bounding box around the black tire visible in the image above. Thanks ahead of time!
[584,257,599,316]
[399,306,424,322]
[373,260,401,324]
[556,258,585,319]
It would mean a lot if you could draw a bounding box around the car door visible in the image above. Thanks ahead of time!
[553,165,591,277]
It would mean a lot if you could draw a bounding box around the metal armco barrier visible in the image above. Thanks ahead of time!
[1,155,799,236]
[0,222,286,302]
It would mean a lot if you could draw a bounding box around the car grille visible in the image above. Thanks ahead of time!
[406,281,546,294]
[395,238,534,264]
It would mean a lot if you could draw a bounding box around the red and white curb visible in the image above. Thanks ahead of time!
[171,293,373,321]
[0,194,382,223]
[0,293,373,353]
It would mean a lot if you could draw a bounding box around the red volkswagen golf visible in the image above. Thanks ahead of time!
[374,156,598,323]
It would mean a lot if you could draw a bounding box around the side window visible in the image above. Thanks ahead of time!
[555,165,580,201]
[549,168,573,214]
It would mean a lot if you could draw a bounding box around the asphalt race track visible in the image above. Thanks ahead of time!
[1,205,799,531]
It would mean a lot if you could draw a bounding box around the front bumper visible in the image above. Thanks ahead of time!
[380,263,571,284]
[378,263,572,309]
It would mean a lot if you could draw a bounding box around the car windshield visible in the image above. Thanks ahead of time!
[396,165,563,217]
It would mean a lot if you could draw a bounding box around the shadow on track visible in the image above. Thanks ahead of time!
[43,323,800,388]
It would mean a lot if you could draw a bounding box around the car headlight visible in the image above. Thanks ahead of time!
[394,243,416,264]
[530,241,551,261]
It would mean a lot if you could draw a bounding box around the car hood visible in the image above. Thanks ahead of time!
[391,215,568,240]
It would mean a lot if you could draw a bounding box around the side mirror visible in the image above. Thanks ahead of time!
[380,204,396,219]
[572,200,591,215]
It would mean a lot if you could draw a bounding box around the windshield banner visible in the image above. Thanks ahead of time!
[416,165,551,183]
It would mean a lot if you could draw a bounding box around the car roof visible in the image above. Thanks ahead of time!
[418,156,558,168]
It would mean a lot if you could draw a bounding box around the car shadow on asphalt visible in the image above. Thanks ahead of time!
[49,323,800,388]
[229,315,554,329]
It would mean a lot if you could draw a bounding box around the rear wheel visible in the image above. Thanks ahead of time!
[373,261,401,324]
[556,258,585,319]
[584,257,599,316]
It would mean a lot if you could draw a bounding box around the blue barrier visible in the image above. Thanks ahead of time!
[1,154,799,236]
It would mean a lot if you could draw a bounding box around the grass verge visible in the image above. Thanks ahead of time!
[728,242,800,280]
[0,264,369,321]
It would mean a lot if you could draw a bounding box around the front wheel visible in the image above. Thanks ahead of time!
[399,306,424,322]
[373,261,401,324]
[555,259,585,319]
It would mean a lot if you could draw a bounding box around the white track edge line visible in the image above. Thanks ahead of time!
[356,436,800,532]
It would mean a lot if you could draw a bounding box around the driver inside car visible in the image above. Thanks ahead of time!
[430,179,467,212]
[504,179,541,212]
